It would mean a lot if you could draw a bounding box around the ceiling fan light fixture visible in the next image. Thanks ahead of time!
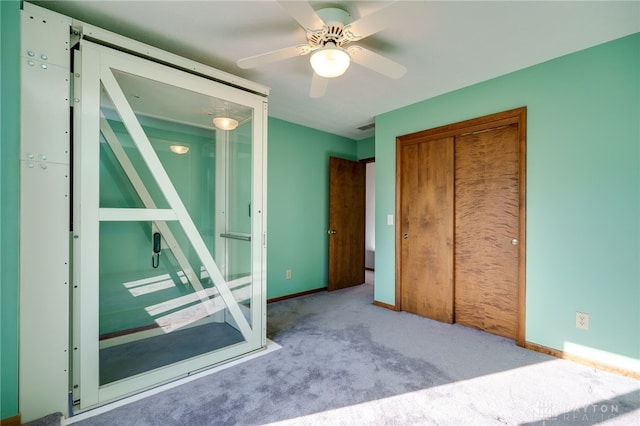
[213,116,239,131]
[310,42,350,78]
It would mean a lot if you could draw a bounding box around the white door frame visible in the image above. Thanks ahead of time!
[73,40,267,410]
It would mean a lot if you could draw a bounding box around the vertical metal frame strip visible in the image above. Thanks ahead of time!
[75,44,102,409]
[215,129,228,277]
[251,102,268,343]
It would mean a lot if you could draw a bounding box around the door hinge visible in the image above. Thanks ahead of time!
[70,25,82,49]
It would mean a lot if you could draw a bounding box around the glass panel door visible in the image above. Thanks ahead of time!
[74,41,266,410]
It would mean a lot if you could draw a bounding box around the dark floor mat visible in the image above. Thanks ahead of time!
[100,322,244,384]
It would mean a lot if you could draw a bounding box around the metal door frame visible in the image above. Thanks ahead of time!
[73,40,267,410]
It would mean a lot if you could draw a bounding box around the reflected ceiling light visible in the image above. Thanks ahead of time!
[213,116,239,131]
[170,145,189,155]
[310,42,350,78]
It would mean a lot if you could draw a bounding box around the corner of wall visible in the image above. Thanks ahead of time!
[357,136,375,160]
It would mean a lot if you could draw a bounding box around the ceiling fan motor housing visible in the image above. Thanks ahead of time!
[308,7,352,48]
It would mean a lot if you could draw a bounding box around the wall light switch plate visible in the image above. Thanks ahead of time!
[576,312,589,330]
[387,214,394,225]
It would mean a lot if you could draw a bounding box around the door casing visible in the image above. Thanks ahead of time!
[395,107,527,345]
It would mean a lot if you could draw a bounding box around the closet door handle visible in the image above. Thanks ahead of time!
[328,229,337,235]
[511,238,518,246]
[403,233,408,239]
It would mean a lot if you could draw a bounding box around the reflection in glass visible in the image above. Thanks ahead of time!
[97,70,254,385]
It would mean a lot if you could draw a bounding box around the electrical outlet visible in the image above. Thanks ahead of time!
[286,269,292,280]
[576,312,590,330]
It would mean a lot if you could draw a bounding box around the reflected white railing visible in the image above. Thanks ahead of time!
[116,266,251,334]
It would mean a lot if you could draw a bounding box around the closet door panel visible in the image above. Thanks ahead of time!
[454,124,520,339]
[400,137,454,323]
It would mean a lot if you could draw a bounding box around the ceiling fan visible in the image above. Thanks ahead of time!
[237,1,408,98]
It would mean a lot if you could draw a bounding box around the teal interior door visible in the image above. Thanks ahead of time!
[73,40,266,411]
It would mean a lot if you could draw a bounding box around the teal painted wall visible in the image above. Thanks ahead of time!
[375,34,640,360]
[1,0,21,419]
[357,136,375,160]
[267,118,357,299]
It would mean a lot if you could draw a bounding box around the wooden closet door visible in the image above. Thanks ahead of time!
[454,124,520,339]
[399,137,454,323]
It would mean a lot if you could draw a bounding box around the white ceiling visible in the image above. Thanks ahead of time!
[31,1,640,140]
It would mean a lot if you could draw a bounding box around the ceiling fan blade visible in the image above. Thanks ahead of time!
[277,0,325,31]
[343,2,409,41]
[346,46,407,79]
[310,72,328,98]
[237,45,311,69]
